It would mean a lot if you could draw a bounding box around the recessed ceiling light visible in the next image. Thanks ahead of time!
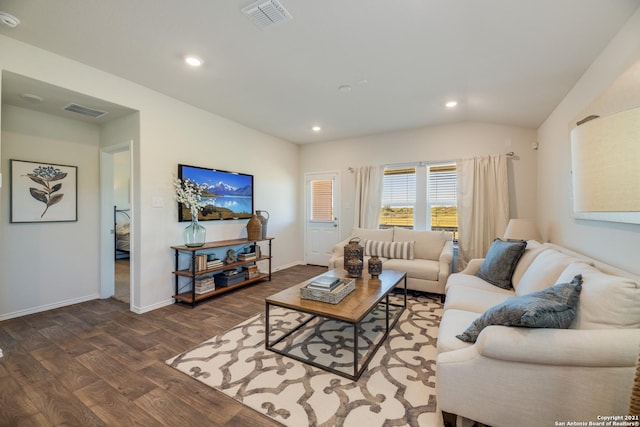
[311,126,322,132]
[184,55,203,67]
[338,85,352,93]
[0,12,20,28]
[21,93,44,103]
[445,101,458,108]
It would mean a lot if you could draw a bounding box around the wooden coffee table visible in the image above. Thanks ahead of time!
[265,269,407,380]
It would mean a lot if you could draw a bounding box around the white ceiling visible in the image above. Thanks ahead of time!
[0,0,638,143]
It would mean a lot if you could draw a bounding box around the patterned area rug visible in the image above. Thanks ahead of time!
[167,294,443,427]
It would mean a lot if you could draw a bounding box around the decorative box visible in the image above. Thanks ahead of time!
[300,278,355,304]
[214,271,246,287]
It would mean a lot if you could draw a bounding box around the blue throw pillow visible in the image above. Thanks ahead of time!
[476,238,527,289]
[457,274,583,343]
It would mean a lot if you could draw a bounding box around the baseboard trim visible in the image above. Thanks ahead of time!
[0,293,101,321]
[130,298,175,314]
[273,260,306,272]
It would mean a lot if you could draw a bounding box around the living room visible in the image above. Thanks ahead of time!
[1,1,640,425]
[1,0,638,318]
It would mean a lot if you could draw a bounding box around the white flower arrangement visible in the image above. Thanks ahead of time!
[173,176,207,219]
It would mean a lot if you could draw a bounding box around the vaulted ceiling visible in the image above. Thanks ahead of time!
[0,0,638,143]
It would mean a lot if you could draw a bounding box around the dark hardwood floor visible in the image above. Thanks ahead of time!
[0,264,327,427]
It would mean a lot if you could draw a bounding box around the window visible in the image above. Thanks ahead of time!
[379,163,457,238]
[380,167,416,228]
[310,179,333,221]
[428,164,458,239]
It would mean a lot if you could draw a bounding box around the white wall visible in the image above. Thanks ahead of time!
[0,35,302,318]
[300,122,538,240]
[134,102,301,310]
[101,112,139,151]
[101,113,138,209]
[537,8,640,275]
[0,105,101,317]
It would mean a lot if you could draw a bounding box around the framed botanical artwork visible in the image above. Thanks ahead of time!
[10,159,78,223]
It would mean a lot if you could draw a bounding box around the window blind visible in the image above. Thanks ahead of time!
[382,167,416,205]
[428,164,456,204]
[428,164,458,231]
[310,179,333,221]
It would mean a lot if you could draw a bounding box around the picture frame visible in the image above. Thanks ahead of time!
[10,159,78,223]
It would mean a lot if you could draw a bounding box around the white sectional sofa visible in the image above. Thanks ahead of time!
[328,227,454,301]
[436,240,640,427]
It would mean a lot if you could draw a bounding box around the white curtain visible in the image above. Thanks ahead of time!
[353,165,383,229]
[456,155,509,270]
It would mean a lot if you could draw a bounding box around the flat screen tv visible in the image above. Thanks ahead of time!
[177,164,254,221]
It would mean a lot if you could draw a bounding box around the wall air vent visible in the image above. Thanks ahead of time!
[242,0,292,30]
[63,103,108,119]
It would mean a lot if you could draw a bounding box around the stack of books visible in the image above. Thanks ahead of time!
[195,254,208,272]
[238,252,257,262]
[194,276,215,294]
[207,258,224,269]
[243,264,260,279]
[307,276,342,292]
[300,277,355,304]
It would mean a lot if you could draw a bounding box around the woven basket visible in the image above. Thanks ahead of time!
[246,214,262,241]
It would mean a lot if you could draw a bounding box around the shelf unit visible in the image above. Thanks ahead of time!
[171,237,273,307]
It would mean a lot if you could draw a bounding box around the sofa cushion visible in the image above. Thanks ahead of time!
[384,258,439,281]
[456,275,583,343]
[476,238,527,289]
[445,272,517,295]
[437,309,478,353]
[557,263,640,329]
[511,241,546,288]
[393,227,448,260]
[363,239,415,260]
[350,227,394,242]
[515,249,584,296]
[444,286,513,314]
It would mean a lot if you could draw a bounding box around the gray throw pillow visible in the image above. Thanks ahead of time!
[457,274,583,343]
[476,238,527,289]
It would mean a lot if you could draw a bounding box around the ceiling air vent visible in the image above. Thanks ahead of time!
[242,0,292,30]
[63,103,108,119]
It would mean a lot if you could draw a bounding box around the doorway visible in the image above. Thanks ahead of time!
[305,171,341,266]
[100,143,132,305]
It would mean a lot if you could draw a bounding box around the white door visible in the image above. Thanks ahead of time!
[99,150,115,299]
[100,142,133,305]
[305,172,340,266]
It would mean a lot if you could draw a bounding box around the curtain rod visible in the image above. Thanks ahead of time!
[348,152,515,172]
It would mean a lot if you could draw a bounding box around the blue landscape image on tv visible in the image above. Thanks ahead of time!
[178,164,254,221]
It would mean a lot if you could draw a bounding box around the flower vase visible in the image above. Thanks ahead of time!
[184,216,206,247]
[368,255,383,278]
